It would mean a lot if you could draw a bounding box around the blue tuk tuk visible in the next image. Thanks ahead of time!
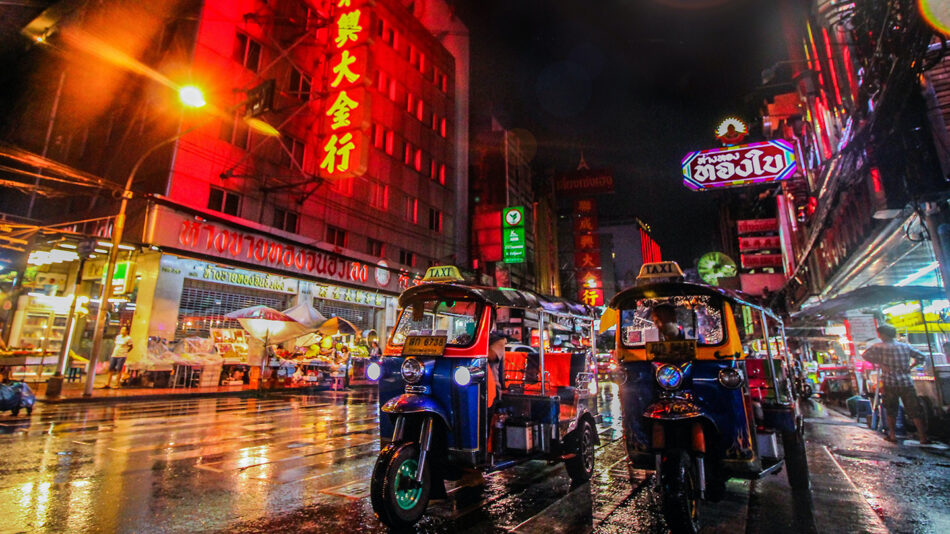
[366,266,600,527]
[604,261,808,533]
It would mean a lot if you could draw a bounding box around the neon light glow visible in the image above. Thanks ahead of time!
[822,27,842,107]
[681,140,798,191]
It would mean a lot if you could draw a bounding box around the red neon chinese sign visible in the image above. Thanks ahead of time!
[320,1,372,180]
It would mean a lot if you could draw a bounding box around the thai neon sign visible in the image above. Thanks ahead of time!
[681,140,797,191]
[319,0,371,180]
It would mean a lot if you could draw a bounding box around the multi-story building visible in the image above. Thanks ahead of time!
[0,0,469,365]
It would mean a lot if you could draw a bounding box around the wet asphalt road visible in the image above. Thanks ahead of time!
[0,385,946,533]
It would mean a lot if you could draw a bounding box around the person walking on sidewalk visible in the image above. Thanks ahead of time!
[861,323,930,444]
[103,326,133,389]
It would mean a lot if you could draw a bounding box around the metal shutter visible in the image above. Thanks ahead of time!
[176,278,294,339]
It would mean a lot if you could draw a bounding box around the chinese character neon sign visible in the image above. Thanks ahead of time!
[320,0,371,180]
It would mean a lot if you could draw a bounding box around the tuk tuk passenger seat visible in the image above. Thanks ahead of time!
[746,359,782,402]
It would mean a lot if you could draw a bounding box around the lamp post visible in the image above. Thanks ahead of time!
[82,86,207,396]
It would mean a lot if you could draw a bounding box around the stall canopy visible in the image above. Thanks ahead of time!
[793,285,946,320]
[317,316,361,337]
[225,305,312,344]
[283,302,328,329]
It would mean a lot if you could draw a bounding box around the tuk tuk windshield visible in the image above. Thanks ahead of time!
[620,295,725,347]
[391,299,482,348]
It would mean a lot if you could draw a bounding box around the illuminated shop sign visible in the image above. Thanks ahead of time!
[181,262,299,294]
[319,0,372,180]
[681,140,797,191]
[145,205,419,292]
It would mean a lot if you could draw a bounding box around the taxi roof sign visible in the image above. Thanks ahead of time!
[423,265,464,283]
[637,261,684,280]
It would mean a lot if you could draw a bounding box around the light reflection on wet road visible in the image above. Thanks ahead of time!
[0,385,900,533]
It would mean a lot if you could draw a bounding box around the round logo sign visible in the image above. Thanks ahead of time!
[504,208,523,226]
[375,260,391,287]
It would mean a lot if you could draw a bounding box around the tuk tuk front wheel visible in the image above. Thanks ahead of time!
[565,419,596,483]
[782,426,809,490]
[659,449,701,534]
[370,442,431,528]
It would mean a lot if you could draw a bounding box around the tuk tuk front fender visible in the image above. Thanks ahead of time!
[381,393,451,429]
[643,398,705,421]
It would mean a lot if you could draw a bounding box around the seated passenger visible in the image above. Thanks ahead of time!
[652,303,686,341]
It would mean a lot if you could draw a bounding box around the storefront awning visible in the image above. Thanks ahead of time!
[793,285,946,319]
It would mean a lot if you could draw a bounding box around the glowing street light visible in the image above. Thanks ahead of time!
[178,85,206,108]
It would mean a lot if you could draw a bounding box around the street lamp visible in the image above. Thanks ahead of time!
[82,86,279,396]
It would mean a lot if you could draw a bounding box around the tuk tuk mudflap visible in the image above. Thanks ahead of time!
[382,393,452,429]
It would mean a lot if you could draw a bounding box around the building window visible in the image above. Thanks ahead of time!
[289,68,311,101]
[418,53,426,75]
[385,131,395,155]
[405,196,418,223]
[403,142,413,165]
[370,182,389,209]
[233,32,262,72]
[373,124,384,149]
[331,178,353,196]
[282,136,305,168]
[326,225,347,247]
[399,249,415,267]
[440,73,448,93]
[368,238,385,258]
[220,113,250,149]
[439,164,446,185]
[406,92,414,114]
[274,208,299,232]
[416,100,424,122]
[428,208,443,232]
[430,160,437,180]
[414,149,423,172]
[376,70,387,92]
[440,117,447,138]
[208,187,241,216]
[388,79,398,101]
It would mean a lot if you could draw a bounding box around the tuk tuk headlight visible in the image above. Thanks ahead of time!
[655,364,684,391]
[453,366,472,386]
[366,362,382,381]
[401,358,424,384]
[718,368,742,389]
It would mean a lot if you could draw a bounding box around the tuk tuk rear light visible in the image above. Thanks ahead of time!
[401,357,425,384]
[366,362,381,381]
[652,423,665,449]
[655,364,684,390]
[718,368,742,389]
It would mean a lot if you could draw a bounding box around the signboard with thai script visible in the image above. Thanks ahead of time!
[682,140,797,191]
[737,218,779,235]
[740,254,784,269]
[738,235,782,251]
[145,204,418,292]
[555,169,615,196]
[181,261,299,294]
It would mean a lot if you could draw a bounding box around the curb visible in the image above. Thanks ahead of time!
[37,385,336,405]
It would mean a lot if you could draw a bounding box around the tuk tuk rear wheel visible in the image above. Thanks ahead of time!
[659,449,701,534]
[370,442,431,528]
[565,419,595,483]
[782,426,809,491]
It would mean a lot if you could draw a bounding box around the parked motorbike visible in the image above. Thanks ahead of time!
[0,382,36,416]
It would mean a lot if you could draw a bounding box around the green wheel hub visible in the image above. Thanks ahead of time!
[394,459,422,510]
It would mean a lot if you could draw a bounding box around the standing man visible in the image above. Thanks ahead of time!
[103,326,132,389]
[487,331,507,408]
[861,324,930,444]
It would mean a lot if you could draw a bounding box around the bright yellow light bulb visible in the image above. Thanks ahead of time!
[178,85,206,108]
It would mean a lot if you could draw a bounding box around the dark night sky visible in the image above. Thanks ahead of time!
[456,0,790,266]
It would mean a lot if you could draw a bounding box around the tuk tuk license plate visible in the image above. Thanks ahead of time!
[403,335,448,356]
[645,340,697,362]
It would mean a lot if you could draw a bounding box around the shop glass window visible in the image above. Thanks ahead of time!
[405,197,418,223]
[391,299,482,347]
[273,207,298,232]
[428,208,442,232]
[326,225,347,247]
[619,296,725,348]
[289,68,311,101]
[233,32,262,72]
[368,238,385,257]
[399,248,415,267]
[208,187,241,216]
[370,182,389,209]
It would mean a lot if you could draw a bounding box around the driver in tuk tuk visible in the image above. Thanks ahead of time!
[487,331,507,409]
[652,303,685,341]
